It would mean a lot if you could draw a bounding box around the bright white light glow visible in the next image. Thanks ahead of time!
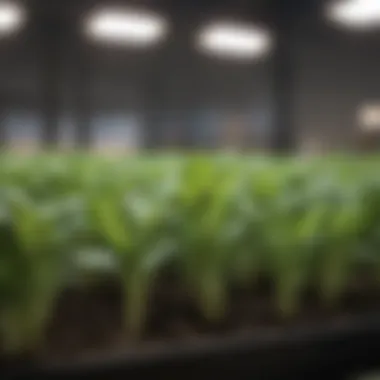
[0,2,25,35]
[85,7,168,47]
[359,104,380,131]
[197,22,272,61]
[327,0,380,30]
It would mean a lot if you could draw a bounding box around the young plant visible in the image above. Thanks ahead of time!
[356,177,380,284]
[177,161,236,322]
[317,195,363,306]
[231,166,284,287]
[267,177,321,317]
[88,176,177,339]
[0,191,68,354]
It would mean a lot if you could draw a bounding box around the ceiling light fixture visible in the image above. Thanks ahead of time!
[85,7,168,47]
[327,0,380,30]
[359,103,380,131]
[196,21,272,61]
[0,1,25,36]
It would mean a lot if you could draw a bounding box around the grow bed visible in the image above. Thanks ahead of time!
[2,279,380,379]
[2,154,380,379]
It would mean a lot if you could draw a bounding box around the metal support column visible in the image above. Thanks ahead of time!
[39,12,63,149]
[73,41,92,149]
[271,1,297,153]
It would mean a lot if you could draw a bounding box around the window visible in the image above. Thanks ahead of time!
[91,113,142,154]
[5,110,42,152]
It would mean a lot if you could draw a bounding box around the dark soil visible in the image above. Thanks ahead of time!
[3,275,380,366]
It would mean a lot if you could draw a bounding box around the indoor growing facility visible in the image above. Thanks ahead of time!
[1,0,380,379]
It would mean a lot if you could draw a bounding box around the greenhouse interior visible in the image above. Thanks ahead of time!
[1,0,380,379]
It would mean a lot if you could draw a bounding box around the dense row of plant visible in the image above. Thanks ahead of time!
[1,153,380,354]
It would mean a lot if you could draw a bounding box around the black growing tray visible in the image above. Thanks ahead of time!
[3,312,380,380]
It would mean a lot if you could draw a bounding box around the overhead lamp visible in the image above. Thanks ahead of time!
[0,1,25,36]
[196,21,272,61]
[84,6,168,47]
[358,103,380,131]
[327,0,380,30]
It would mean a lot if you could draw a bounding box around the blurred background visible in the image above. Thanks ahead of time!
[0,0,380,154]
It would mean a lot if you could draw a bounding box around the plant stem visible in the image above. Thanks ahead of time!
[123,272,149,340]
[199,274,226,322]
[320,251,349,307]
[276,274,302,317]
